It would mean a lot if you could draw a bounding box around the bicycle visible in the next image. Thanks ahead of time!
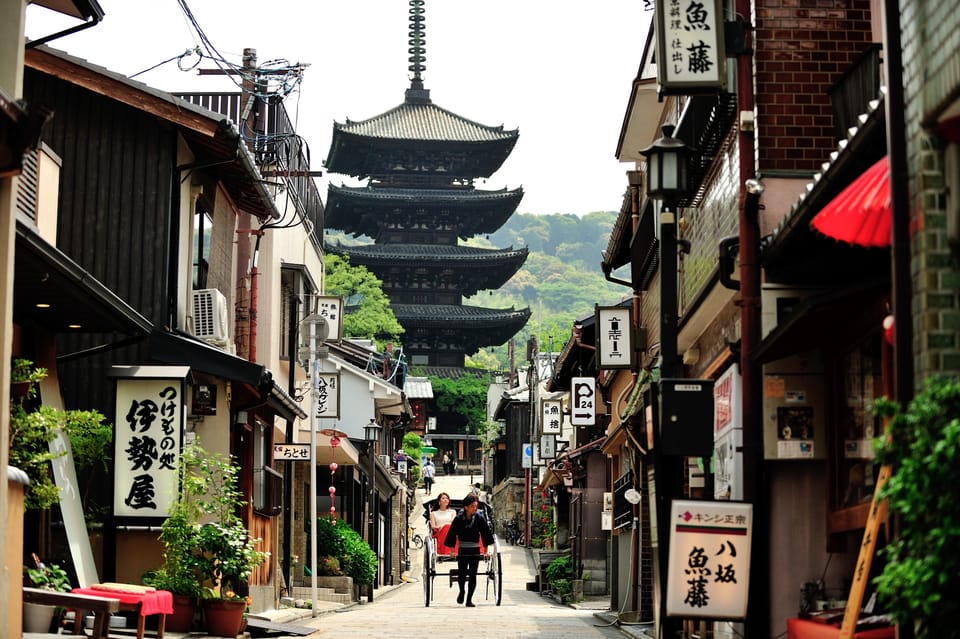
[409,526,424,550]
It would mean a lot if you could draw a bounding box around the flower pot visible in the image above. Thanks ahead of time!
[202,599,246,637]
[165,594,197,633]
[23,601,56,633]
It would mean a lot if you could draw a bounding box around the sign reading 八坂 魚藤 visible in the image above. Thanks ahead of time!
[666,499,752,619]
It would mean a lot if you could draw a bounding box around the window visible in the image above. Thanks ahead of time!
[253,419,282,516]
[193,201,213,289]
[280,265,318,360]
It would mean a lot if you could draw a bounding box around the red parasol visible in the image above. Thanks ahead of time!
[811,156,891,247]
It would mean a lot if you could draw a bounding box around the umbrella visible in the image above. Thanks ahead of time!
[810,156,891,247]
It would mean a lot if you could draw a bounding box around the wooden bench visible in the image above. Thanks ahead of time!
[23,587,121,638]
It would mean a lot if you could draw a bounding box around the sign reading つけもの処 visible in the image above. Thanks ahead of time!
[113,372,188,519]
[655,0,726,94]
[666,499,752,618]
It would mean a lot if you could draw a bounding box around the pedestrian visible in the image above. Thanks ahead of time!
[442,451,450,475]
[422,459,435,495]
[443,494,494,607]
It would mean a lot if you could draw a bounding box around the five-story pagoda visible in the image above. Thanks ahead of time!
[323,0,530,367]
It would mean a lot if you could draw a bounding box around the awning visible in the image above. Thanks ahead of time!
[14,218,153,335]
[752,280,888,364]
[149,329,306,422]
[811,156,891,247]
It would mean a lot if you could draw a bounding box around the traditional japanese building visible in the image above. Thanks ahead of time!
[323,1,530,368]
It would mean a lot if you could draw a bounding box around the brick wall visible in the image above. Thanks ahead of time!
[754,0,873,173]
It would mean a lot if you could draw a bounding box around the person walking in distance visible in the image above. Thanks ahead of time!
[422,458,436,495]
[444,494,494,606]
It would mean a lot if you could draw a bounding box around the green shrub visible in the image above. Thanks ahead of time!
[873,376,960,638]
[545,554,574,600]
[315,516,377,586]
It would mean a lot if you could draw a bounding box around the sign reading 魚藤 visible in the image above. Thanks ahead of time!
[541,398,562,434]
[596,306,633,369]
[655,0,726,94]
[315,372,340,419]
[666,499,752,619]
[114,377,186,518]
[571,376,596,426]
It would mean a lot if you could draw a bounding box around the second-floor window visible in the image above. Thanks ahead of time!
[280,265,318,360]
[193,201,213,289]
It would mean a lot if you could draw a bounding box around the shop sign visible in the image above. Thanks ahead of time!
[667,499,752,619]
[541,398,562,434]
[655,0,726,94]
[315,295,343,340]
[315,371,340,418]
[595,305,634,369]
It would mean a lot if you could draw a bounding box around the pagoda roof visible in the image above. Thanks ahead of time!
[324,100,519,179]
[325,184,522,238]
[394,303,531,352]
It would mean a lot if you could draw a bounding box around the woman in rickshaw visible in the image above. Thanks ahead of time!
[429,492,457,554]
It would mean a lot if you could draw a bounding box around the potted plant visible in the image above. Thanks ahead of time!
[175,441,266,637]
[24,560,72,632]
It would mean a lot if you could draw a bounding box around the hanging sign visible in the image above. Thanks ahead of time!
[541,398,563,434]
[540,434,557,459]
[315,295,344,341]
[274,443,312,461]
[596,305,634,369]
[655,0,726,94]
[315,371,340,418]
[571,376,596,426]
[666,499,752,619]
[113,373,187,518]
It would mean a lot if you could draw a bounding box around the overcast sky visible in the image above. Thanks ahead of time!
[26,1,653,216]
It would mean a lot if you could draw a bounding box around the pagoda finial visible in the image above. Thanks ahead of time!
[405,0,431,102]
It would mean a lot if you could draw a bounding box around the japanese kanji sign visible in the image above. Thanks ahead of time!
[315,371,340,419]
[541,398,562,434]
[571,376,596,426]
[667,499,752,619]
[113,376,186,518]
[655,0,726,94]
[315,295,343,341]
[596,306,634,369]
[273,443,312,461]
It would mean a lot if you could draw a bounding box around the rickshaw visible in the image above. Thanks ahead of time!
[420,496,504,606]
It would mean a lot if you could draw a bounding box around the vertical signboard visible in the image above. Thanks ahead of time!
[522,442,533,469]
[571,376,596,426]
[315,371,340,419]
[655,0,726,94]
[316,295,344,341]
[596,305,634,369]
[541,398,562,434]
[114,374,187,518]
[667,500,752,619]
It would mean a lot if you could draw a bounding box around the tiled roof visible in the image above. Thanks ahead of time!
[327,242,527,262]
[334,101,518,143]
[403,376,434,399]
[328,184,523,204]
[393,304,530,324]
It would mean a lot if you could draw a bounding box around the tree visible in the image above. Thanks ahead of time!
[323,254,404,348]
[429,374,490,435]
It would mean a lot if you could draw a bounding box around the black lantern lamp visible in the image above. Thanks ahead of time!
[639,124,692,205]
[364,418,382,602]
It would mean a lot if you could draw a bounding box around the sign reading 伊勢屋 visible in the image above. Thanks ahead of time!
[666,499,752,619]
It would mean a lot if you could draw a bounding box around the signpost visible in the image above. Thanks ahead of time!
[571,376,596,426]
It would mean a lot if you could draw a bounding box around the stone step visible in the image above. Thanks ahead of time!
[289,586,353,604]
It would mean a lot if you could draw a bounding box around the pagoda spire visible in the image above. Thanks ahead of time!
[405,0,431,103]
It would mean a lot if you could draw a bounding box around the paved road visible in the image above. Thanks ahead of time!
[285,473,628,639]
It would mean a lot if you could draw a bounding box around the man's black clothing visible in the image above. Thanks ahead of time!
[444,508,494,605]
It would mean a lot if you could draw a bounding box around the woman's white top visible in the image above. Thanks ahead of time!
[431,508,457,531]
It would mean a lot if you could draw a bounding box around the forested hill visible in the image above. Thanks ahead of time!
[465,211,631,366]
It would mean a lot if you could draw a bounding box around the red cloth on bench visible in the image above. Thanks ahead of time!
[71,587,173,616]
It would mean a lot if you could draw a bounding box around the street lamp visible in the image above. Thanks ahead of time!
[639,124,691,637]
[363,417,382,603]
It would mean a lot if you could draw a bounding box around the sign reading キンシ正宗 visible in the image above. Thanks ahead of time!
[655,0,726,94]
[666,499,752,619]
[113,370,188,519]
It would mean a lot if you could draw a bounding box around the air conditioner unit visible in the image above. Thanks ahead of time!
[378,454,391,467]
[760,284,824,338]
[192,289,229,342]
